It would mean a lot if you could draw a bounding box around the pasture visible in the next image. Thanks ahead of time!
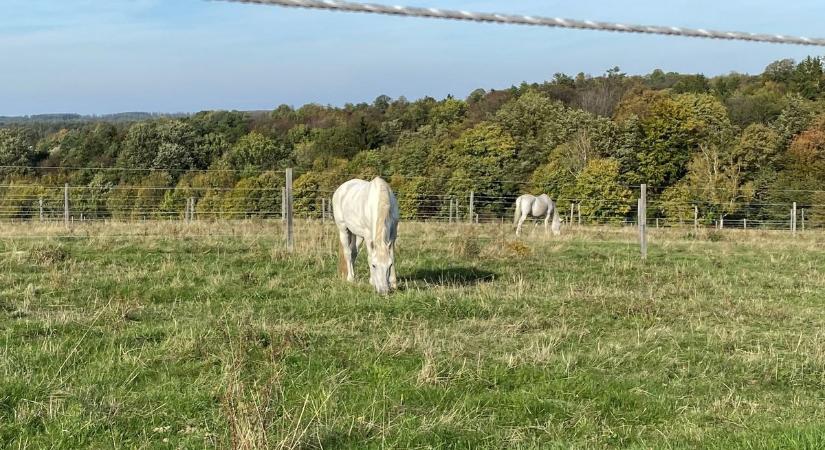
[1,220,825,448]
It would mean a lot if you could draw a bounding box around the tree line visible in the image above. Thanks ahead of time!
[2,57,825,223]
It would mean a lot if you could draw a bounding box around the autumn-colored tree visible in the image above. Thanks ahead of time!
[635,93,731,189]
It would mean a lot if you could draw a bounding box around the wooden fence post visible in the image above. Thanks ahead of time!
[64,183,69,229]
[570,203,574,226]
[720,216,724,229]
[39,197,44,223]
[639,184,647,260]
[449,198,454,223]
[286,168,294,252]
[468,191,474,224]
[743,218,747,230]
[802,208,806,231]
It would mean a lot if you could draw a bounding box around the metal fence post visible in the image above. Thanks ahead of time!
[577,203,581,226]
[286,168,294,252]
[64,183,69,229]
[39,197,44,223]
[468,191,474,224]
[639,184,647,259]
[792,202,797,236]
[321,198,326,223]
[693,205,698,232]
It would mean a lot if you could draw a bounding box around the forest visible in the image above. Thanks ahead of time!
[2,56,825,223]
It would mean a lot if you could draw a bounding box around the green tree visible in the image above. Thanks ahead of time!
[0,128,39,176]
[117,121,161,174]
[429,97,467,126]
[572,158,633,221]
[791,56,824,99]
[222,171,282,218]
[763,59,795,83]
[636,93,731,188]
[496,91,613,174]
[773,94,818,145]
[444,122,516,212]
[153,142,194,176]
[674,142,755,220]
[223,132,287,174]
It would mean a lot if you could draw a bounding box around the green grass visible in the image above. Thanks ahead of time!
[2,221,825,449]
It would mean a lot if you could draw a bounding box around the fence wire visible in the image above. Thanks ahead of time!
[217,0,825,47]
[0,182,816,232]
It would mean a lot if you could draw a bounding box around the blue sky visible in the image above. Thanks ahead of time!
[2,0,823,116]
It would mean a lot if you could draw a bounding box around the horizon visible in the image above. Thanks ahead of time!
[0,64,800,119]
[3,0,824,116]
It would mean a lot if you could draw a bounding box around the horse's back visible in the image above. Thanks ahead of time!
[333,179,369,228]
[333,177,398,238]
[333,179,369,204]
[516,194,553,217]
[516,194,535,212]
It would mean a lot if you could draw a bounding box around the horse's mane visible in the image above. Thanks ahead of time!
[372,178,393,246]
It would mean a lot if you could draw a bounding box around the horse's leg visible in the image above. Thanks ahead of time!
[354,235,363,275]
[337,228,355,282]
[355,236,364,254]
[544,213,550,235]
[516,212,526,236]
[363,238,375,287]
[339,228,359,282]
[347,233,360,281]
[389,242,397,289]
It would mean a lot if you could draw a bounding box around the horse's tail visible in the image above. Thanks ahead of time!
[550,200,561,236]
[513,197,522,226]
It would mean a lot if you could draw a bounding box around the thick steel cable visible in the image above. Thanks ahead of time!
[216,0,825,46]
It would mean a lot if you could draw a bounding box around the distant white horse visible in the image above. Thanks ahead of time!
[333,177,400,294]
[514,194,561,236]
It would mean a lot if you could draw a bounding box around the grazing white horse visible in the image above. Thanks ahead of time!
[333,177,400,294]
[514,194,561,236]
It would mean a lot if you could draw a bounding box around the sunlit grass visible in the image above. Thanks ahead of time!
[1,220,824,448]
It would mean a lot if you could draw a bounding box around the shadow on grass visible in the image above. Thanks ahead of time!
[401,266,497,287]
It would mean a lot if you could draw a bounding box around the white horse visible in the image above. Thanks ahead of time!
[514,194,561,236]
[333,177,400,294]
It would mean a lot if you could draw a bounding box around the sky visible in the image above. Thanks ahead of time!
[1,0,824,116]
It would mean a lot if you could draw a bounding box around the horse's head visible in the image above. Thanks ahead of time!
[368,240,395,295]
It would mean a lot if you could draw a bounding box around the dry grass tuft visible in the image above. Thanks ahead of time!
[28,243,70,266]
[502,240,531,257]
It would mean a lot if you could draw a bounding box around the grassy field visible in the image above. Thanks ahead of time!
[1,220,825,449]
